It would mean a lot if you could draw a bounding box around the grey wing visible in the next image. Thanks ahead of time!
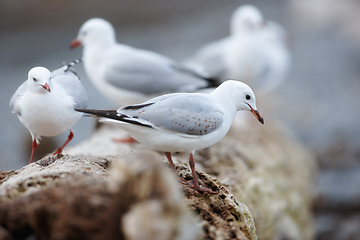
[104,48,208,94]
[121,94,224,136]
[50,59,82,78]
[185,38,229,79]
[51,67,88,109]
[10,81,27,114]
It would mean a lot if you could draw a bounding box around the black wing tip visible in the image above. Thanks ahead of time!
[75,108,118,117]
[75,108,153,129]
[122,102,154,110]
[75,108,153,128]
[63,58,82,67]
[203,76,221,88]
[62,58,83,74]
[172,63,220,87]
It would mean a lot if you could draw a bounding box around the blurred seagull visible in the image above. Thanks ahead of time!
[70,18,217,106]
[185,5,290,93]
[76,80,264,193]
[10,60,88,163]
[252,20,291,92]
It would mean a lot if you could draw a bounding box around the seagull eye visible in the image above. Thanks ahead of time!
[32,77,37,82]
[246,94,251,100]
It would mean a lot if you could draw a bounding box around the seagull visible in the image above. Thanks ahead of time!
[10,60,88,163]
[184,5,290,93]
[76,80,264,193]
[252,20,291,92]
[70,18,217,106]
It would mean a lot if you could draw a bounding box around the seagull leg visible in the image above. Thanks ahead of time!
[53,130,74,155]
[113,136,137,143]
[166,152,181,179]
[188,153,218,194]
[165,152,218,194]
[30,139,37,163]
[165,152,191,185]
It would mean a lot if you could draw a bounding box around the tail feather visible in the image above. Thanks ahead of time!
[75,108,119,119]
[59,58,82,77]
[63,58,82,71]
[75,109,153,128]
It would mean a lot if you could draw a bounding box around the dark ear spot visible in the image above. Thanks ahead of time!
[81,30,88,37]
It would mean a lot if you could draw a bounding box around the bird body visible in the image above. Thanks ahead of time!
[185,5,290,93]
[71,18,215,106]
[223,33,265,83]
[100,92,234,153]
[76,80,263,193]
[20,85,78,137]
[10,62,87,163]
[252,21,291,91]
[184,37,231,79]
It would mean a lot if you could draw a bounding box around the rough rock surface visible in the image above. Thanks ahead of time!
[0,117,315,240]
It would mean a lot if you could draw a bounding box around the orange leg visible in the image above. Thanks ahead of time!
[30,139,37,163]
[53,131,74,155]
[165,152,218,194]
[188,153,218,194]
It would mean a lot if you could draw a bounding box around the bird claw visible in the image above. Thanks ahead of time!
[177,177,218,194]
[36,155,57,167]
[53,150,64,160]
[178,177,192,185]
[53,150,62,156]
[192,185,219,194]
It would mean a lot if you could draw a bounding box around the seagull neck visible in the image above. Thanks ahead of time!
[86,36,116,51]
[84,40,114,63]
[210,89,237,116]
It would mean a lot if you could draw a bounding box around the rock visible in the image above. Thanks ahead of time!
[0,156,112,239]
[167,117,316,240]
[0,171,16,187]
[0,116,316,240]
[0,153,199,240]
[199,119,316,240]
[109,151,200,240]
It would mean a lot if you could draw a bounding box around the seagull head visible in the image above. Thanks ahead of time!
[240,85,264,124]
[216,80,264,124]
[230,5,265,35]
[27,67,51,93]
[70,18,116,49]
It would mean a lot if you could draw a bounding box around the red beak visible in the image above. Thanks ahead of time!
[41,83,51,92]
[70,39,82,49]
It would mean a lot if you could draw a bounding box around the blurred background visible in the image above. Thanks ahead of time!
[1,0,360,239]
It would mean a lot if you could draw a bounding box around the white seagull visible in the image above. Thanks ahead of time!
[10,61,88,163]
[76,80,263,193]
[185,5,290,93]
[70,18,217,106]
[252,20,291,92]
